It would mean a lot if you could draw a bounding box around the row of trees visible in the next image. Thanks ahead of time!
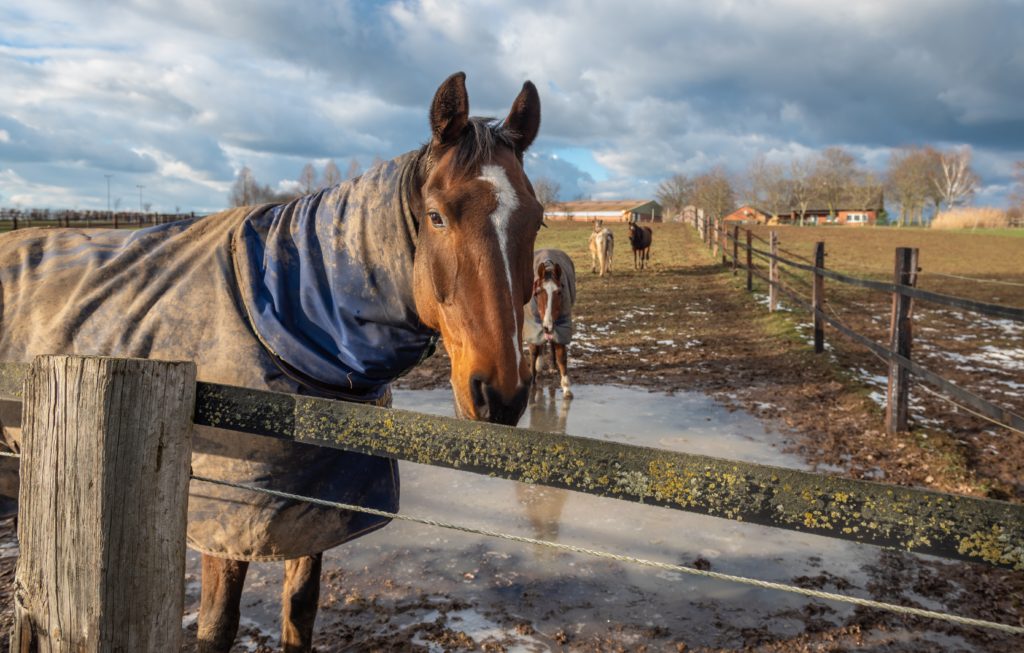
[657,145,981,227]
[229,158,368,207]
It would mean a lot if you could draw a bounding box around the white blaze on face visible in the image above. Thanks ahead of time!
[542,278,559,330]
[479,164,522,370]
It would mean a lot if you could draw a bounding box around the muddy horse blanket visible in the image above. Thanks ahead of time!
[0,153,437,561]
[523,248,576,345]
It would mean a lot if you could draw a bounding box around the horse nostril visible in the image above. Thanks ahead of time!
[467,376,528,426]
[470,375,489,418]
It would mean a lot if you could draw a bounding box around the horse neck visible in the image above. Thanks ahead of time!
[230,148,438,395]
[315,150,425,319]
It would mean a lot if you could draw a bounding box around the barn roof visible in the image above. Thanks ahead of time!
[546,200,660,213]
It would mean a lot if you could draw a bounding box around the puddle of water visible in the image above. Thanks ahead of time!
[395,383,804,468]
[181,384,977,650]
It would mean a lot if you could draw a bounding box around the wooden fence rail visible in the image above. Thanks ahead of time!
[1,359,1023,574]
[711,223,1024,434]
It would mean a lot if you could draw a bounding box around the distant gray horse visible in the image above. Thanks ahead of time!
[588,219,614,276]
[523,249,576,398]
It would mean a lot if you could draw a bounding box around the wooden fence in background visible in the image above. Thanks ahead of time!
[692,213,1024,435]
[0,208,196,231]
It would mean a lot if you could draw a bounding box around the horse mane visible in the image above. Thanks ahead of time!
[421,117,519,178]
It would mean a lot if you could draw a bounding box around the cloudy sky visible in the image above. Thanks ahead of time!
[1,0,1022,213]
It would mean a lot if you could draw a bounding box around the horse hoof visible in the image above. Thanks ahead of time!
[563,389,574,399]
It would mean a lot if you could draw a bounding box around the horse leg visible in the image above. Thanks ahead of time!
[281,553,323,652]
[197,554,249,653]
[554,343,572,398]
[529,343,542,381]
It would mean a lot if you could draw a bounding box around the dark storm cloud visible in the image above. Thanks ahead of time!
[0,1,1021,210]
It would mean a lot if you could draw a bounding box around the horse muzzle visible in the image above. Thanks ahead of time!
[468,375,530,426]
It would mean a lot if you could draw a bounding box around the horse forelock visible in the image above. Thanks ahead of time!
[423,117,519,179]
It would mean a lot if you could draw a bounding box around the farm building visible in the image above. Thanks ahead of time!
[722,204,882,227]
[777,207,880,226]
[544,200,663,223]
[723,206,770,225]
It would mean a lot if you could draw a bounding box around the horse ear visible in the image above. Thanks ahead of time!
[553,263,563,282]
[430,72,470,146]
[536,262,546,280]
[503,81,541,154]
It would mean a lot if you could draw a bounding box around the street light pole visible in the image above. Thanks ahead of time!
[136,185,144,225]
[104,174,114,228]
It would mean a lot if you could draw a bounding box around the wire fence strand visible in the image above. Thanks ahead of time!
[191,473,1024,637]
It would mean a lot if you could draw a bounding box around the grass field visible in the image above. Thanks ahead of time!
[742,224,1024,305]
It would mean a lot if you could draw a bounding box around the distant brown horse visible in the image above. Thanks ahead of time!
[524,249,576,398]
[0,72,543,652]
[628,221,653,270]
[588,219,614,276]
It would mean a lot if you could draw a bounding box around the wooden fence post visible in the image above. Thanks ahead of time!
[720,221,728,265]
[886,248,919,433]
[712,219,719,258]
[12,355,196,652]
[732,225,739,275]
[746,229,753,291]
[769,231,778,312]
[813,241,825,354]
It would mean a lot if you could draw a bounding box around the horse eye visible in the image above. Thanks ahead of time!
[427,211,446,229]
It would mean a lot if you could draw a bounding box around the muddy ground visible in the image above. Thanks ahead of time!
[1,224,1021,651]
[388,223,1024,651]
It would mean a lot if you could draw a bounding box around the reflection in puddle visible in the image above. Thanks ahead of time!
[516,386,571,545]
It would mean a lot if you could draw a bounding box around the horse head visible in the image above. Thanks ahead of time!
[533,260,564,339]
[412,73,542,425]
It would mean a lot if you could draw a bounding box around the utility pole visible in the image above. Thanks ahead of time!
[137,184,144,224]
[104,174,113,227]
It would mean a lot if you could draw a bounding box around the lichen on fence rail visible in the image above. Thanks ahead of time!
[1,360,1021,570]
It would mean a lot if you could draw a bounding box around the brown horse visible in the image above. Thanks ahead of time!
[0,72,542,652]
[628,221,653,270]
[524,249,576,398]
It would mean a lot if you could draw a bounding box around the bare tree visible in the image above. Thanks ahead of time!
[848,171,883,213]
[692,167,736,222]
[321,160,341,189]
[1011,161,1024,207]
[812,147,858,219]
[746,155,789,219]
[230,166,258,207]
[934,146,979,211]
[298,163,317,195]
[788,159,815,226]
[656,173,693,217]
[346,158,361,180]
[532,177,561,208]
[229,166,290,207]
[886,147,931,227]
